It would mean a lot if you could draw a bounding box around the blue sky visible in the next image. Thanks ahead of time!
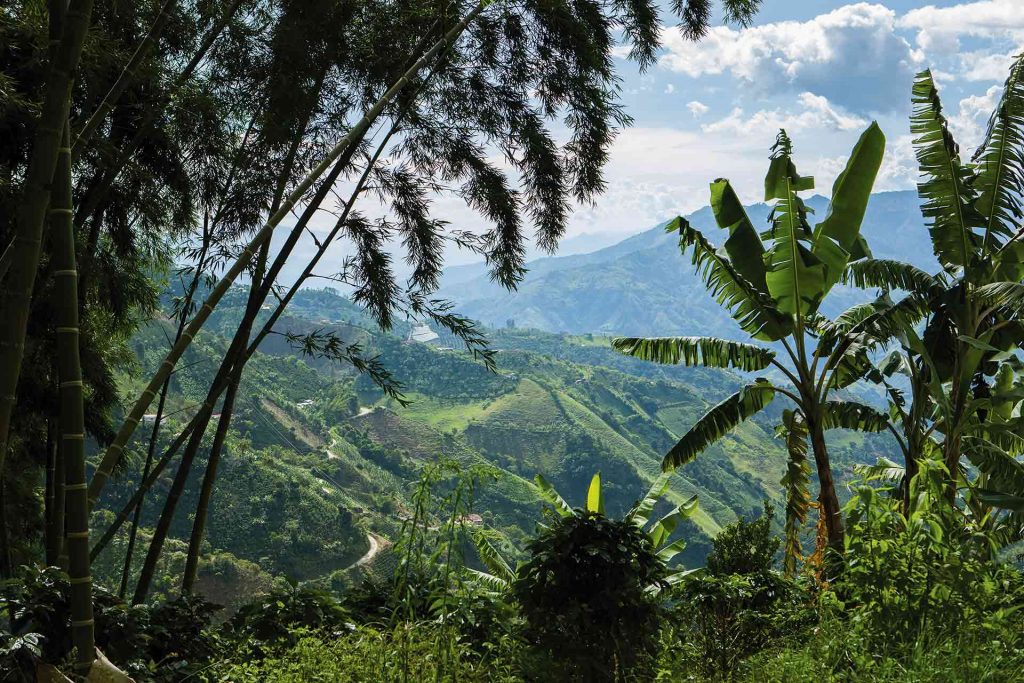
[293,1,1023,278]
[560,0,1024,241]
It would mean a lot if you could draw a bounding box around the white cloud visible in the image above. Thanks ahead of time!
[660,3,921,112]
[958,49,1018,82]
[899,0,1024,52]
[687,100,709,117]
[949,85,1003,153]
[702,92,868,135]
[664,83,675,94]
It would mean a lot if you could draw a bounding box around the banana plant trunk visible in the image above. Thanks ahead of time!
[806,411,845,552]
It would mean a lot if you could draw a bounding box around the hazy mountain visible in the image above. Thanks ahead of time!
[439,190,933,337]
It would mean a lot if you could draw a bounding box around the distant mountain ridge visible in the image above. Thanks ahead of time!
[439,190,933,337]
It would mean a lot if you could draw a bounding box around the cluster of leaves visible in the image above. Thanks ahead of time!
[0,566,222,681]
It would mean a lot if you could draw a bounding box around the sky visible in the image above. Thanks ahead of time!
[567,0,1024,242]
[289,0,1024,278]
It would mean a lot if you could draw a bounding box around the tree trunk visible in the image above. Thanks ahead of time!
[51,123,96,674]
[806,414,844,553]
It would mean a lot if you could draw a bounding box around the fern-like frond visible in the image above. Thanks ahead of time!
[974,53,1024,254]
[777,409,810,576]
[663,380,775,470]
[821,400,890,433]
[911,69,986,271]
[675,218,792,341]
[611,336,775,371]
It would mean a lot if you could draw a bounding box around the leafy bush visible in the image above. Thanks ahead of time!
[0,566,221,681]
[214,624,521,682]
[667,503,810,678]
[838,460,1024,655]
[513,512,667,681]
[227,580,352,655]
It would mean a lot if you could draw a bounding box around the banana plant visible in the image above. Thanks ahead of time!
[469,472,699,591]
[614,123,890,559]
[846,56,1024,506]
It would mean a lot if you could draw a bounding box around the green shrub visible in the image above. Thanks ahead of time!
[0,566,221,682]
[839,460,1024,655]
[513,512,667,681]
[215,625,520,682]
[667,503,810,679]
[227,580,351,655]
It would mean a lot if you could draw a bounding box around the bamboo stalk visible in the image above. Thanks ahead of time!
[87,3,487,508]
[72,0,178,156]
[0,0,94,493]
[51,123,96,673]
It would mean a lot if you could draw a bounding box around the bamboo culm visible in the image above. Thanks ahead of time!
[87,3,487,508]
[52,123,96,673]
[0,0,94,500]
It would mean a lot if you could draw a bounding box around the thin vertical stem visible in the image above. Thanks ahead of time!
[52,122,95,673]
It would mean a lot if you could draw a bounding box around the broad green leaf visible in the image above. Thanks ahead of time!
[821,401,889,433]
[627,472,672,528]
[675,218,792,341]
[974,54,1024,255]
[611,336,775,371]
[533,474,573,517]
[762,143,827,318]
[853,457,905,482]
[975,489,1024,512]
[466,568,510,591]
[649,495,698,548]
[470,529,515,584]
[656,537,688,563]
[844,258,945,297]
[813,121,885,280]
[710,179,770,294]
[663,380,775,470]
[911,69,986,270]
[586,472,604,514]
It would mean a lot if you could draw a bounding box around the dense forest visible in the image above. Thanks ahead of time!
[2,0,1024,680]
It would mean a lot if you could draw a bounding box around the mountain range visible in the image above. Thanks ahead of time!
[438,190,933,337]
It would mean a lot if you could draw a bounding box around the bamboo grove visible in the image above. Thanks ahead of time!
[614,54,1024,574]
[0,0,767,672]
